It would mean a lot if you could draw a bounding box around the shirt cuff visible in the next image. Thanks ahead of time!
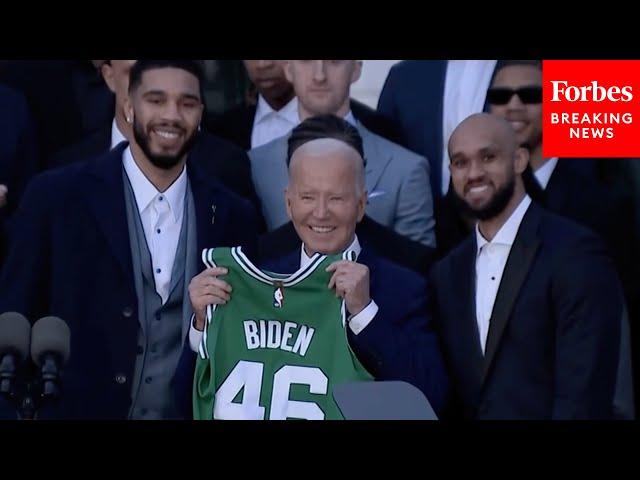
[348,300,378,335]
[189,314,204,353]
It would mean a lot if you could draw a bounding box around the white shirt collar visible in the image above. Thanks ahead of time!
[475,195,532,255]
[111,118,127,150]
[300,235,362,268]
[533,157,559,190]
[123,146,187,222]
[255,95,299,125]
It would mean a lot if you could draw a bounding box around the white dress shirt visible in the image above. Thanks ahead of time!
[188,235,378,352]
[123,147,187,305]
[533,157,559,189]
[251,95,299,149]
[475,195,532,354]
[441,60,497,195]
[111,118,127,150]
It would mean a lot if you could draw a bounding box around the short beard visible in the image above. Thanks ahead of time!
[132,118,199,170]
[450,176,516,221]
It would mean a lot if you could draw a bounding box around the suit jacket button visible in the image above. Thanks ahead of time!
[115,373,127,384]
[122,307,134,318]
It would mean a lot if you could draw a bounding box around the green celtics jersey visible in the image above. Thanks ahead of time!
[193,246,373,420]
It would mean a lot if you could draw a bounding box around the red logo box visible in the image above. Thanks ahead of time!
[543,60,640,157]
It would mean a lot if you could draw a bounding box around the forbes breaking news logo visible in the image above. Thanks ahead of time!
[550,80,633,139]
[543,60,640,157]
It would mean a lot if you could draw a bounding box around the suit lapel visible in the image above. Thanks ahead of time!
[84,143,135,286]
[188,163,231,254]
[481,204,542,384]
[451,238,485,392]
[358,124,392,195]
[355,247,376,279]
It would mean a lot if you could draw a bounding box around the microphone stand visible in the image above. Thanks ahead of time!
[0,355,37,419]
[0,360,62,420]
[16,356,63,420]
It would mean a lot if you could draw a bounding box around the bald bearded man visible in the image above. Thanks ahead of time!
[430,113,623,419]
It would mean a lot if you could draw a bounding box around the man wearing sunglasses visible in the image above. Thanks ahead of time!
[487,60,636,419]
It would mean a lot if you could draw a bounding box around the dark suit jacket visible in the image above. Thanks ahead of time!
[0,143,260,419]
[205,98,400,151]
[541,159,635,294]
[377,61,449,197]
[534,159,640,410]
[0,84,38,263]
[0,60,114,165]
[258,216,437,278]
[49,128,264,222]
[430,202,623,419]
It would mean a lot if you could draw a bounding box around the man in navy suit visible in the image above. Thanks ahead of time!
[49,60,262,216]
[430,113,623,419]
[185,115,449,416]
[378,60,499,200]
[0,60,259,419]
[0,84,38,264]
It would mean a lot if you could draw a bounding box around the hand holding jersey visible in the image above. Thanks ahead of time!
[189,266,231,331]
[326,260,371,316]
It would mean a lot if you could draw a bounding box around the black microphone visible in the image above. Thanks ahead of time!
[30,316,70,401]
[0,312,31,399]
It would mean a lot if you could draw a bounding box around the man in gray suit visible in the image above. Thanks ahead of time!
[249,60,435,247]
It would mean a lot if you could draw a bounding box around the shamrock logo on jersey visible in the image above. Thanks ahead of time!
[273,286,284,308]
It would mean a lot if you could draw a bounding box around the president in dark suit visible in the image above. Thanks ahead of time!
[0,60,259,419]
[183,115,449,416]
[430,113,623,419]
